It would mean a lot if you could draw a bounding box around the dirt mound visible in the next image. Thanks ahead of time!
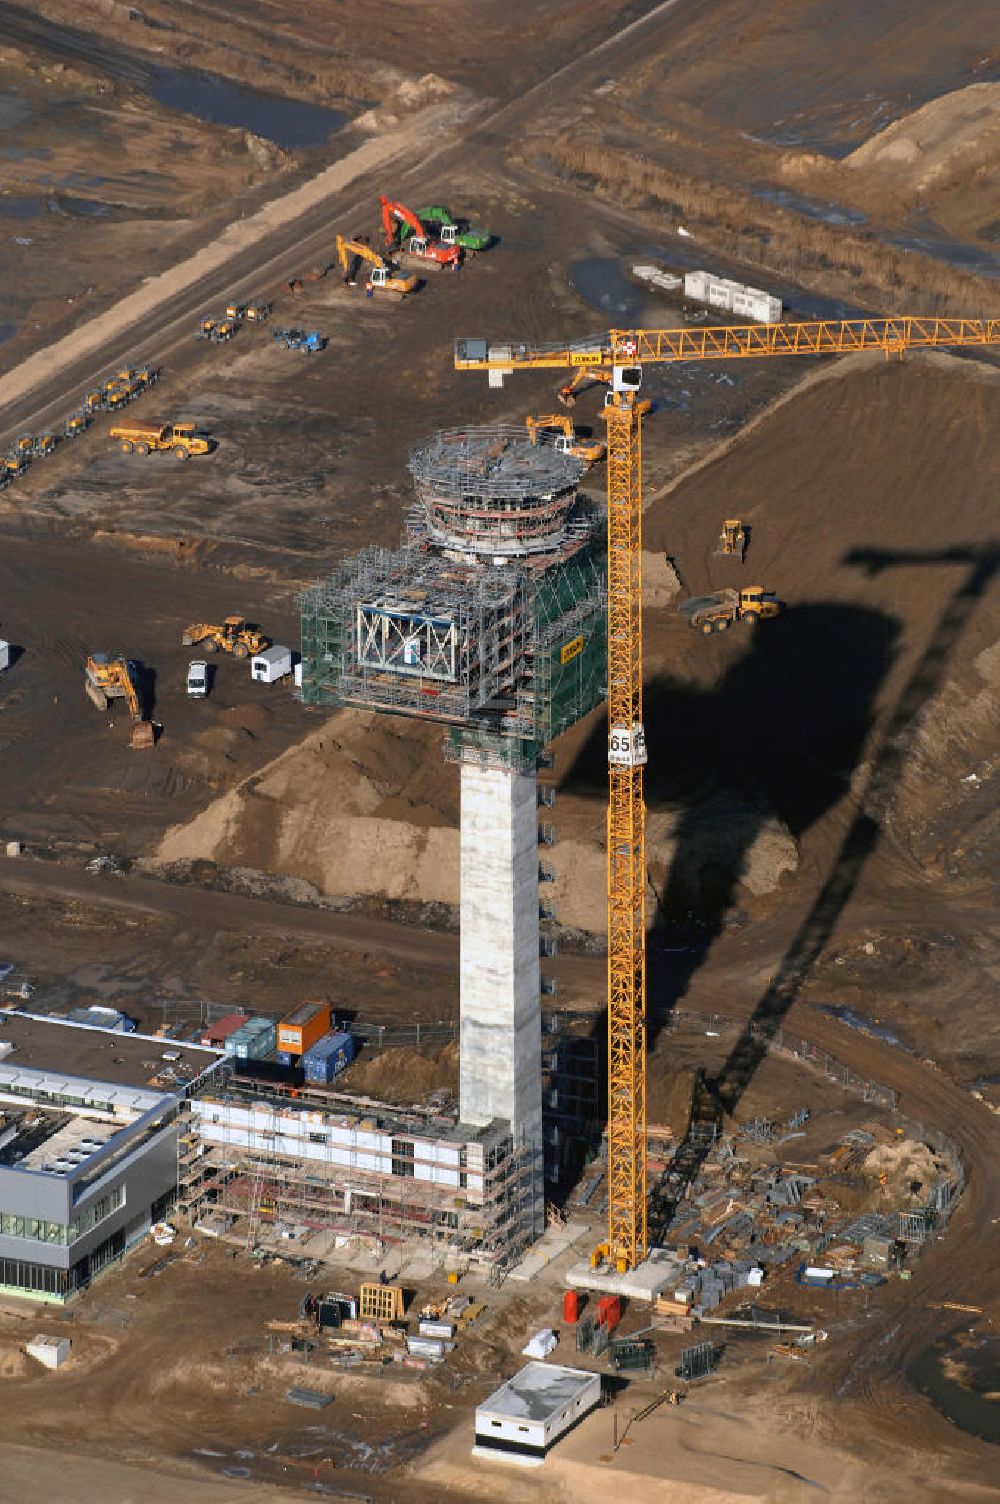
[845,83,1000,194]
[863,1138,946,1199]
[343,1041,458,1103]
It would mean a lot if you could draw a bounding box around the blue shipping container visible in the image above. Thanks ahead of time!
[303,1030,354,1084]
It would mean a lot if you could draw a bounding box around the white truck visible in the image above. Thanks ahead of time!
[251,644,293,684]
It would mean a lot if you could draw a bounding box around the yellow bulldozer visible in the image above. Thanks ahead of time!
[85,653,155,749]
[714,519,748,560]
[181,615,269,658]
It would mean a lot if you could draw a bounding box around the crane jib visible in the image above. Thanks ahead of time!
[454,319,1000,374]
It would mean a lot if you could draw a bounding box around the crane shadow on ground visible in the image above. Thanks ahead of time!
[555,544,999,1233]
[550,597,899,1205]
[650,544,999,1239]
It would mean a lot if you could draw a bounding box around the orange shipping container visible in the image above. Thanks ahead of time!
[276,1001,331,1056]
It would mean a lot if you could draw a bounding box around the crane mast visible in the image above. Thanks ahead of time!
[604,395,648,1271]
[454,313,999,1274]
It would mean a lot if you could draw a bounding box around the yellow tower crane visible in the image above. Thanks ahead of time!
[454,315,1000,1273]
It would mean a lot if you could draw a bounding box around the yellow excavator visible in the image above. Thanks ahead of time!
[335,235,418,301]
[181,615,269,658]
[525,413,606,467]
[84,654,155,749]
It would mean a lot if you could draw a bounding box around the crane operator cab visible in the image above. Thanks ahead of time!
[610,364,643,395]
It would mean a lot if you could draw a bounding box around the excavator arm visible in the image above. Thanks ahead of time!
[526,413,574,441]
[379,196,425,249]
[119,663,143,721]
[557,366,613,406]
[336,235,390,275]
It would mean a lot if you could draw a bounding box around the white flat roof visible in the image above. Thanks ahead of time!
[19,1114,118,1174]
[477,1362,597,1423]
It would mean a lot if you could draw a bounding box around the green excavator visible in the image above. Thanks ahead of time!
[407,205,491,253]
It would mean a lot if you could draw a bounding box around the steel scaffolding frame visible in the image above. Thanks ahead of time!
[302,536,606,771]
[176,1082,538,1270]
[407,425,584,559]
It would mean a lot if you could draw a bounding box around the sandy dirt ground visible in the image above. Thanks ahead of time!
[0,0,998,1498]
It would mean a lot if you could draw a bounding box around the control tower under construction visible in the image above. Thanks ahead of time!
[300,425,607,1250]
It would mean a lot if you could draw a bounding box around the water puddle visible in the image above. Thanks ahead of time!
[746,95,899,159]
[0,320,17,344]
[0,196,44,220]
[148,65,350,149]
[819,1004,906,1049]
[752,185,866,227]
[569,257,662,322]
[637,244,865,322]
[0,22,349,151]
[0,89,28,134]
[885,215,1000,279]
[572,248,868,340]
[47,195,111,219]
[909,1333,1000,1444]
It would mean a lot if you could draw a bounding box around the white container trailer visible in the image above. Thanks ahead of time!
[0,641,10,671]
[27,1335,71,1370]
[684,270,711,300]
[251,644,293,684]
[632,264,682,292]
[732,287,783,323]
[707,277,735,310]
[686,269,782,324]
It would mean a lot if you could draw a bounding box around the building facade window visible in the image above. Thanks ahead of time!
[0,1185,125,1246]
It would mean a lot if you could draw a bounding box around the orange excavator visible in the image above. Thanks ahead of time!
[378,197,461,273]
[525,413,606,467]
[334,235,418,300]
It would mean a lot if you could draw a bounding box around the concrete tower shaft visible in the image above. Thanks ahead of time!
[459,762,544,1236]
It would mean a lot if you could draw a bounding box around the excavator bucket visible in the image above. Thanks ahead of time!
[130,720,155,750]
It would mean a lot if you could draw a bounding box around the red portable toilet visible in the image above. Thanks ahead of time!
[563,1289,580,1325]
[597,1294,621,1332]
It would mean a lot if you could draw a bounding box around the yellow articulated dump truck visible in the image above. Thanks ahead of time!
[110,421,211,461]
[679,586,781,635]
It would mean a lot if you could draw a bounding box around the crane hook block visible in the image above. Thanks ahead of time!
[609,721,648,768]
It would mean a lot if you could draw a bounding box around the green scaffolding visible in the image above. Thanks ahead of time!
[300,539,607,769]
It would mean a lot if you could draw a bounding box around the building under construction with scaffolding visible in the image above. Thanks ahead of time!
[176,1070,537,1273]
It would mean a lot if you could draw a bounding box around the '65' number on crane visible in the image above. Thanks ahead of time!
[609,722,648,768]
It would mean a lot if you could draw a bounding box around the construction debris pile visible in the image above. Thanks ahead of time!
[642,1113,963,1320]
[267,1280,485,1374]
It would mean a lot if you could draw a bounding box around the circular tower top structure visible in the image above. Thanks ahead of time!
[408,425,584,560]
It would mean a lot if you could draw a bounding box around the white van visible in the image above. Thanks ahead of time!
[186,660,209,698]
